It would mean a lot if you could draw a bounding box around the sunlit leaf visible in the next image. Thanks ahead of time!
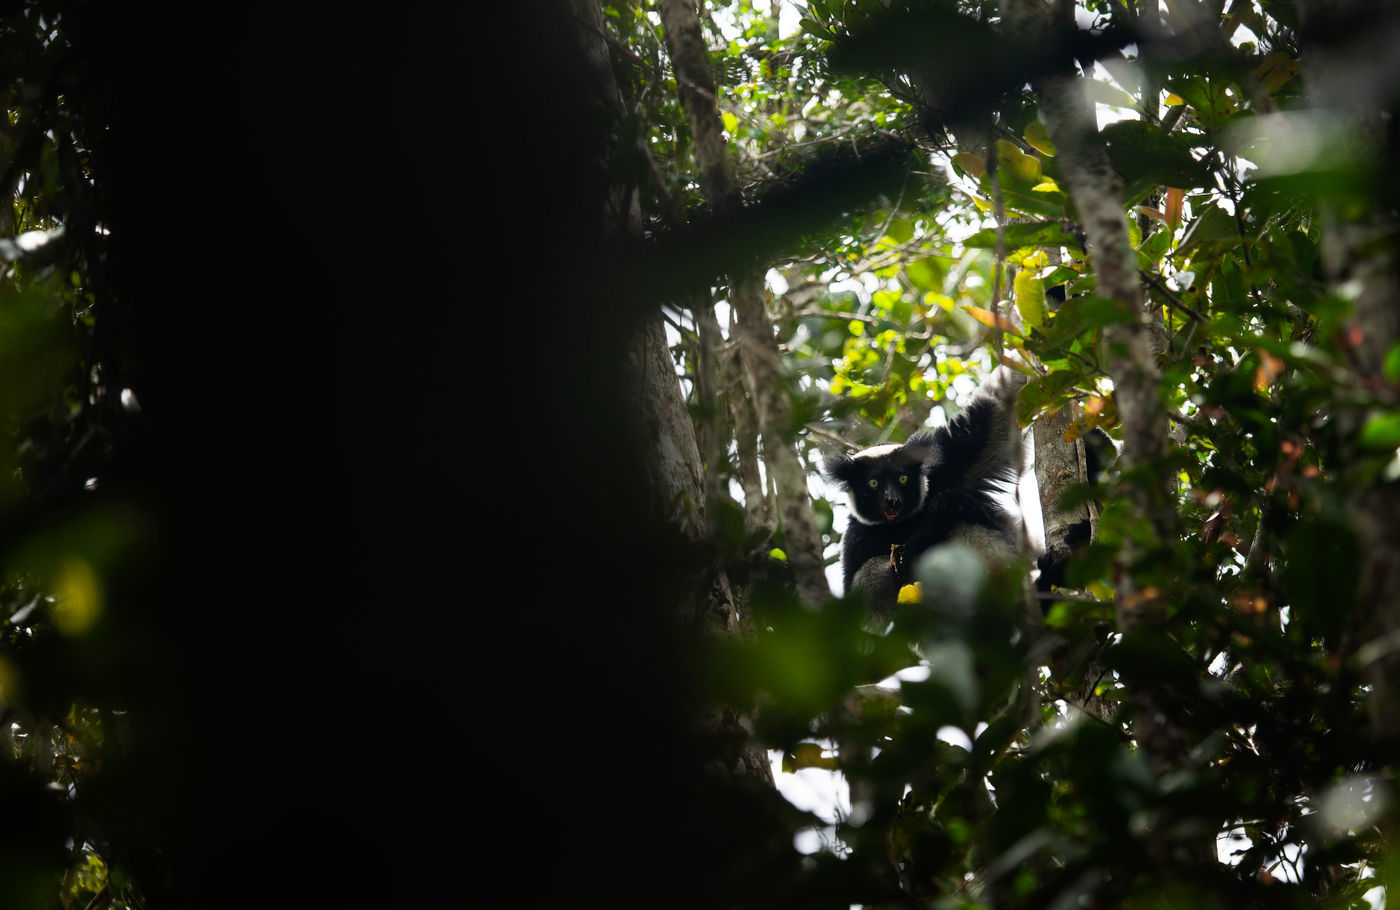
[1024,119,1056,156]
[1256,51,1299,93]
[1014,268,1047,330]
[964,306,1019,334]
[951,152,985,178]
[786,742,839,771]
[1079,79,1137,109]
[995,139,1041,183]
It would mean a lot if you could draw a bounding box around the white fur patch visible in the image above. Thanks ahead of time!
[853,444,902,461]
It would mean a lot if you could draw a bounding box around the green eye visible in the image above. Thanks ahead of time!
[867,478,879,490]
[898,474,909,485]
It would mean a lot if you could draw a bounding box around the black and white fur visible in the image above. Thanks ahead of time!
[823,368,1027,618]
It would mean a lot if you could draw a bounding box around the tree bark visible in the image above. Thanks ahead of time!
[1035,404,1097,585]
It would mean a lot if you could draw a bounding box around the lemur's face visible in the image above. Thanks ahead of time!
[826,443,931,526]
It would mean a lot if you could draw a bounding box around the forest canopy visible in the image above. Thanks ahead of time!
[592,0,1400,907]
[1,1,1399,908]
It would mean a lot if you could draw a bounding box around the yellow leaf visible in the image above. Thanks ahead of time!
[995,140,1041,183]
[951,152,985,178]
[1164,92,1186,107]
[53,557,102,636]
[924,292,954,312]
[1024,119,1056,156]
[1087,579,1116,601]
[788,743,839,771]
[1256,51,1299,93]
[1014,269,1047,330]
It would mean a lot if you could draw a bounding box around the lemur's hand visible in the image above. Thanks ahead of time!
[889,543,905,577]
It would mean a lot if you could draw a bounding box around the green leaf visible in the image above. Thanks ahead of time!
[1101,120,1212,198]
[1385,342,1400,384]
[1360,412,1400,450]
[905,256,943,293]
[997,184,1070,220]
[1177,202,1240,256]
[1164,75,1236,123]
[883,215,915,244]
[1037,294,1140,349]
[963,221,1077,250]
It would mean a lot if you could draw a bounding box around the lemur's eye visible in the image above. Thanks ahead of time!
[898,474,909,485]
[867,478,879,490]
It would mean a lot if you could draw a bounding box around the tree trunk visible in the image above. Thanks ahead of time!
[657,0,830,606]
[1002,0,1201,870]
[571,0,772,786]
[1034,403,1098,586]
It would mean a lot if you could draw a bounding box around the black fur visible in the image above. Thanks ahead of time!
[824,371,1025,613]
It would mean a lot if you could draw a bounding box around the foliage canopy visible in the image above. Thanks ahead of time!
[599,1,1400,908]
[2,1,1400,908]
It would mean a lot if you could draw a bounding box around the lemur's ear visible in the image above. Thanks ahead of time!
[894,432,936,467]
[822,451,860,487]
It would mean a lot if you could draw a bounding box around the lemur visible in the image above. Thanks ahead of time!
[823,368,1028,620]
